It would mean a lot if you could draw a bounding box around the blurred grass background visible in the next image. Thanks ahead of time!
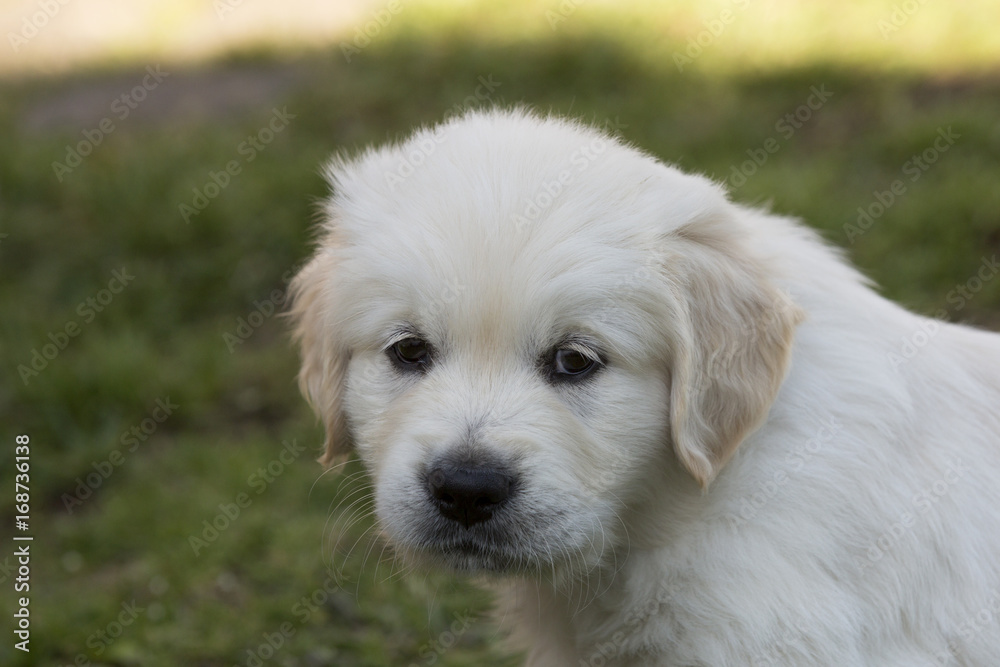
[1,0,999,665]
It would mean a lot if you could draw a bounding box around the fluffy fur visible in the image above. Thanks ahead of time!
[289,109,1000,666]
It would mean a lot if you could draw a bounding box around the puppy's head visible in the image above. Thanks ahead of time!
[290,109,801,575]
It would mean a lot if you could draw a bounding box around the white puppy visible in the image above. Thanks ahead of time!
[289,109,1000,666]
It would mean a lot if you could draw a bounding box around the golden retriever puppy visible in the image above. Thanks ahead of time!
[290,109,1000,666]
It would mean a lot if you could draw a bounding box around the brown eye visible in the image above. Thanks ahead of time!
[551,348,599,379]
[390,337,431,371]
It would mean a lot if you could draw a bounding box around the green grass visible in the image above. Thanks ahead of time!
[1,1,999,665]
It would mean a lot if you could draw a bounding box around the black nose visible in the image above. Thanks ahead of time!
[427,464,514,528]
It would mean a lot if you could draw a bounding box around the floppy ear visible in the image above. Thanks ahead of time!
[288,246,351,467]
[665,213,803,488]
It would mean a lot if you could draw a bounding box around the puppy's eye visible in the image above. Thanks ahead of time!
[389,337,431,371]
[551,348,600,380]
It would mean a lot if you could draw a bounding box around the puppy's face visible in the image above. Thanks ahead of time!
[291,111,801,576]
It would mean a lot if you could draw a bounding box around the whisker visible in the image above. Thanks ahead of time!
[308,458,356,499]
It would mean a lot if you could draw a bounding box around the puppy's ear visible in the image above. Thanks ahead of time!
[288,246,351,467]
[665,212,803,488]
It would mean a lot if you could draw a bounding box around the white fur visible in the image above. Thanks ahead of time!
[290,109,1000,666]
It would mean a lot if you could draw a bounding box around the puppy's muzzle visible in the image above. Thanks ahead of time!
[426,462,515,529]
